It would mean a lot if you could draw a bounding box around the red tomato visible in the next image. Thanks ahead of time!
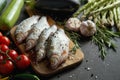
[0,60,14,75]
[3,55,7,60]
[8,50,18,61]
[0,32,3,44]
[0,36,3,44]
[0,32,2,36]
[0,44,9,53]
[0,54,4,63]
[0,36,10,46]
[16,54,30,69]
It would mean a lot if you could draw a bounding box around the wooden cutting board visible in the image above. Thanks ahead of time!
[10,6,84,76]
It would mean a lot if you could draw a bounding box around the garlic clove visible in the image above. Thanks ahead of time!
[80,20,96,37]
[65,17,81,32]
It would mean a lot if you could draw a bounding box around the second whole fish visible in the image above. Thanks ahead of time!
[25,16,50,51]
[35,25,57,62]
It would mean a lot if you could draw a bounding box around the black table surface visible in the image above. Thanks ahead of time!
[5,4,120,80]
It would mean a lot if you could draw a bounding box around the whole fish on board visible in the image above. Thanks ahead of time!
[25,16,50,51]
[47,29,70,69]
[35,25,57,62]
[15,15,40,44]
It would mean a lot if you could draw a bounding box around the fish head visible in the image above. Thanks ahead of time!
[26,39,36,51]
[15,32,27,44]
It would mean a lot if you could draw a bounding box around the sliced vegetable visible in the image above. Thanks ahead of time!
[0,0,7,14]
[0,0,24,30]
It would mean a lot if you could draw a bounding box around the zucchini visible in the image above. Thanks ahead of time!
[12,73,40,80]
[0,0,7,14]
[0,0,24,30]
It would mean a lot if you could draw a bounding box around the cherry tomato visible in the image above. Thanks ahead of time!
[0,33,3,44]
[0,36,10,46]
[0,44,9,53]
[0,60,14,75]
[8,50,18,61]
[16,54,30,69]
[3,55,7,60]
[0,54,4,63]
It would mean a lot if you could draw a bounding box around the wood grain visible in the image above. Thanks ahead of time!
[10,6,84,76]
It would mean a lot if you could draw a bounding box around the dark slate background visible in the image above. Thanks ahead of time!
[1,1,120,80]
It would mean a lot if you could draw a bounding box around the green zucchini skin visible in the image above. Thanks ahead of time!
[0,0,24,30]
[12,73,40,80]
[0,0,7,14]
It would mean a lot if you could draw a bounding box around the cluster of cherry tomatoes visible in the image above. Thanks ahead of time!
[0,32,30,75]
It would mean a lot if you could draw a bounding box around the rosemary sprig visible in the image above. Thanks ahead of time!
[65,29,81,53]
[92,25,120,59]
